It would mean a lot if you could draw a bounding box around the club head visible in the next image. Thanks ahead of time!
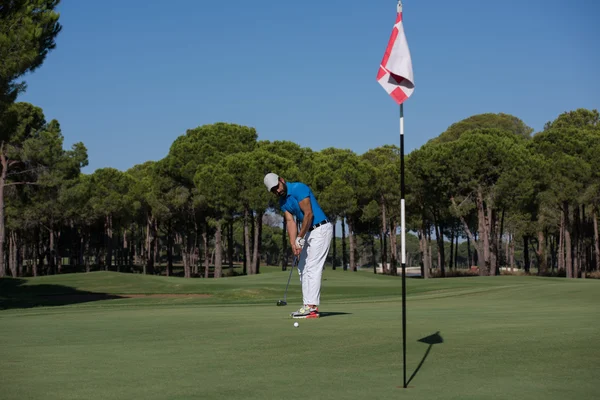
[276,300,287,306]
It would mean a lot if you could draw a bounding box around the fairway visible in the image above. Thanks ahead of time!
[1,271,599,400]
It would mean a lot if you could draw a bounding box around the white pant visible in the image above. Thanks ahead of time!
[297,222,333,306]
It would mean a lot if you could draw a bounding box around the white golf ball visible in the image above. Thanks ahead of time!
[293,322,299,327]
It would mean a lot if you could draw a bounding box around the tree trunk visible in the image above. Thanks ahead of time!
[145,214,155,275]
[342,217,347,271]
[55,231,62,274]
[252,211,262,275]
[454,230,459,269]
[214,220,223,278]
[549,233,556,273]
[433,215,446,277]
[332,217,337,270]
[38,233,46,275]
[449,228,455,271]
[593,207,600,273]
[186,233,193,278]
[428,229,433,274]
[389,218,398,275]
[179,234,188,278]
[33,227,39,277]
[574,205,581,278]
[17,238,23,277]
[498,209,505,270]
[452,196,484,274]
[9,230,16,277]
[130,225,135,269]
[467,234,472,267]
[419,226,430,279]
[558,210,565,273]
[203,221,209,278]
[166,227,173,277]
[505,231,510,273]
[154,220,159,268]
[250,212,255,269]
[371,234,377,274]
[193,219,200,276]
[477,190,491,276]
[380,199,388,274]
[84,230,91,273]
[378,234,384,274]
[509,233,515,271]
[536,220,548,275]
[347,218,356,271]
[489,209,498,275]
[48,228,56,274]
[244,207,251,274]
[0,146,7,277]
[523,235,530,273]
[564,202,573,278]
[105,215,113,271]
[227,217,234,272]
[122,226,128,273]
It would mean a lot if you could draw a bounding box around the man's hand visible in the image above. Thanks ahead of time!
[293,237,304,256]
[293,245,302,256]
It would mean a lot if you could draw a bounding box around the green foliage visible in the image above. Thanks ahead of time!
[165,122,257,185]
[4,103,88,232]
[313,148,373,220]
[0,0,62,112]
[532,109,600,211]
[87,168,133,220]
[257,140,315,183]
[433,112,534,144]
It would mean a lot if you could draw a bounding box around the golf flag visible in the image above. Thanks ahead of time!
[377,2,414,104]
[376,1,414,389]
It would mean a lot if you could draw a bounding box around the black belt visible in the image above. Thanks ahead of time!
[310,219,329,231]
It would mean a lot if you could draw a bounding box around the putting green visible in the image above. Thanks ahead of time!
[1,271,598,400]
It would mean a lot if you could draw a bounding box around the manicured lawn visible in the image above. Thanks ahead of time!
[1,271,598,400]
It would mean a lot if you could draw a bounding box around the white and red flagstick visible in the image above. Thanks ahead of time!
[376,0,415,389]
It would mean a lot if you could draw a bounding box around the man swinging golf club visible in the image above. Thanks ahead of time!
[264,172,333,319]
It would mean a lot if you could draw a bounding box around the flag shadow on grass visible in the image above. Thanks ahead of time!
[406,331,444,386]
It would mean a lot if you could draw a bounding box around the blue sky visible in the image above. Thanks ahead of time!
[18,0,600,173]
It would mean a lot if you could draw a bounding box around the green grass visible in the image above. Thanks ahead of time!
[1,270,599,400]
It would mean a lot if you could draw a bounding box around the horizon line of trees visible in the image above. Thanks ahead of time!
[0,105,598,280]
[2,1,599,280]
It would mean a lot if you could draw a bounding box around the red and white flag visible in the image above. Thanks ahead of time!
[377,2,414,104]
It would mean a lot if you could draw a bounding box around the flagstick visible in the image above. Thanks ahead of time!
[400,102,407,388]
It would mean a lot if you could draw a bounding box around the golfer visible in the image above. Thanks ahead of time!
[264,172,333,318]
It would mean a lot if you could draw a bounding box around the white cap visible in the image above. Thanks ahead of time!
[264,173,279,192]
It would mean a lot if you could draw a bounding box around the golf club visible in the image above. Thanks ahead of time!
[276,256,298,306]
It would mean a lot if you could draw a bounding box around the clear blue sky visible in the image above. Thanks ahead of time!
[18,0,600,173]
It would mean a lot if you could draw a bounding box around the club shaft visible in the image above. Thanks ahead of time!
[283,256,297,301]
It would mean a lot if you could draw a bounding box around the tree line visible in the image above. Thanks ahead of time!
[1,104,598,279]
[1,2,598,279]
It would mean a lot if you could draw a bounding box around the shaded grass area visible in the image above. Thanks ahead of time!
[0,268,555,310]
[0,274,599,400]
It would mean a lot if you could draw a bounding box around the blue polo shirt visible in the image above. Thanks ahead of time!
[279,182,327,225]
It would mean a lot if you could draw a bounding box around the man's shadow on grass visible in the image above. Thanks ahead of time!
[318,312,351,318]
[407,331,444,386]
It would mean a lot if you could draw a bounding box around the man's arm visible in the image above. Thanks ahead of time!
[284,210,298,248]
[297,197,314,241]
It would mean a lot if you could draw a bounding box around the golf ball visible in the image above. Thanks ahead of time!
[294,322,299,327]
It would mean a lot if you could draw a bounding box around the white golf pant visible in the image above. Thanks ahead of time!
[297,222,333,306]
